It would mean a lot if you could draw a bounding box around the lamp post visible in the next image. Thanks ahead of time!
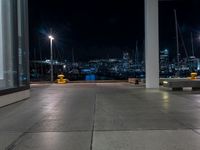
[49,35,54,82]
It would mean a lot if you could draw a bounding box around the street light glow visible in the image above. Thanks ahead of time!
[49,34,54,82]
[49,35,54,40]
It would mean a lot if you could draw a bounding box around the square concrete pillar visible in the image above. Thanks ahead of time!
[145,0,159,88]
[0,0,3,80]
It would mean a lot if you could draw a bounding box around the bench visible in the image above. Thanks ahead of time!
[162,79,200,91]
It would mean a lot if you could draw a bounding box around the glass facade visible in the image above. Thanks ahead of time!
[0,0,29,91]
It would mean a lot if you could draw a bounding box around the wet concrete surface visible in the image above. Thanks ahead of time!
[1,83,200,149]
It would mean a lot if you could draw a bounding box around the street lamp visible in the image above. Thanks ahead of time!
[49,35,54,82]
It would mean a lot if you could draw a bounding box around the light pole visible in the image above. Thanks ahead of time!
[49,35,54,82]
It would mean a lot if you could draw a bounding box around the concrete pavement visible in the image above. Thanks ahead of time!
[1,83,200,149]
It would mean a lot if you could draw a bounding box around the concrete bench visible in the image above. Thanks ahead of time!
[162,79,200,91]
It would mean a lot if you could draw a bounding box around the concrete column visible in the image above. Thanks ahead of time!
[145,0,159,88]
[0,0,3,80]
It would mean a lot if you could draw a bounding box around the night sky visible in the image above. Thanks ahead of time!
[29,0,200,62]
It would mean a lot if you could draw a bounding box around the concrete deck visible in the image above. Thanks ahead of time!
[1,83,200,149]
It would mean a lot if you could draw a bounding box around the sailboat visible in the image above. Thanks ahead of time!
[174,10,200,76]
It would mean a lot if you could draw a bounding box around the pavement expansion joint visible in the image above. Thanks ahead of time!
[24,130,92,134]
[90,91,97,150]
[5,132,26,150]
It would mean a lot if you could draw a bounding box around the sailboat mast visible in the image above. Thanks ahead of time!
[174,9,180,66]
[135,40,138,66]
[191,32,195,57]
[72,48,75,63]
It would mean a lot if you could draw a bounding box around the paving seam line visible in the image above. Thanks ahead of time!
[90,85,97,150]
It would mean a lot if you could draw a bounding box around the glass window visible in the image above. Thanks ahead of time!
[17,0,29,87]
[0,0,29,90]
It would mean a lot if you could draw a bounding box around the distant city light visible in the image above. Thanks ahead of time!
[45,59,50,62]
[163,81,168,84]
